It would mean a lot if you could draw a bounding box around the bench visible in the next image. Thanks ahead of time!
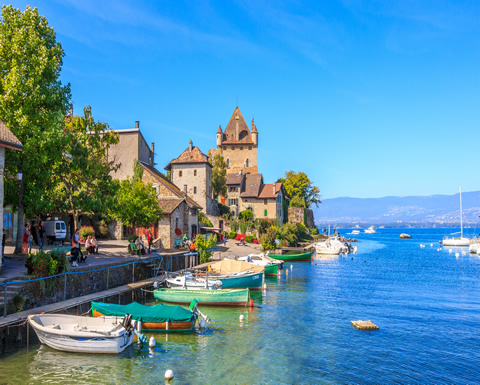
[174,240,183,248]
[129,242,141,255]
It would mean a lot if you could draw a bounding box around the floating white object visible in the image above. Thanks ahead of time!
[455,253,460,257]
[239,314,244,321]
[430,243,433,247]
[463,251,467,256]
[149,336,156,348]
[263,283,267,290]
[449,249,453,253]
[165,369,174,380]
[290,264,293,270]
[200,319,206,328]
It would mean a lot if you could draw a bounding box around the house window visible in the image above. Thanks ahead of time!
[223,146,226,150]
[240,146,243,151]
[227,159,230,168]
[231,146,234,151]
[249,146,252,150]
[246,159,249,168]
[264,209,267,217]
[194,186,197,194]
[228,199,238,206]
[264,199,267,205]
[179,171,182,177]
[194,170,197,176]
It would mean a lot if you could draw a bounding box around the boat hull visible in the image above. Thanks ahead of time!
[442,238,470,247]
[264,263,278,276]
[218,271,264,290]
[268,252,313,261]
[153,288,250,306]
[28,314,133,354]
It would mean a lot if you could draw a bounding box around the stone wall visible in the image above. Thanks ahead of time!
[288,207,305,225]
[305,209,315,228]
[220,144,258,174]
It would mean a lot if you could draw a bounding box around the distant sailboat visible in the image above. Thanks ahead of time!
[442,186,470,247]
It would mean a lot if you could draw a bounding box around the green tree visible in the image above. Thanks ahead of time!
[212,153,227,199]
[277,171,321,208]
[194,234,217,263]
[0,5,71,252]
[289,194,306,208]
[52,106,120,230]
[238,209,253,221]
[112,174,162,230]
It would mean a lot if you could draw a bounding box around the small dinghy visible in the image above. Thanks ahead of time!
[28,313,135,354]
[166,272,222,290]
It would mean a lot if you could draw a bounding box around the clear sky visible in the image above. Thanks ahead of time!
[6,0,480,199]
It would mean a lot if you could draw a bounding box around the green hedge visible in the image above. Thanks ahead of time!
[245,235,253,243]
[228,232,237,239]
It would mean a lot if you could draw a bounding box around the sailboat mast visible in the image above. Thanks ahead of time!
[460,185,463,238]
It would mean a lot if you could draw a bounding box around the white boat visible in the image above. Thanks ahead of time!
[442,186,470,247]
[315,237,343,255]
[351,230,361,235]
[364,226,376,234]
[469,241,479,254]
[166,272,222,290]
[28,313,135,354]
[241,252,284,268]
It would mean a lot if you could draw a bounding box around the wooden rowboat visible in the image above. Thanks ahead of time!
[91,301,197,332]
[268,251,313,261]
[153,288,250,306]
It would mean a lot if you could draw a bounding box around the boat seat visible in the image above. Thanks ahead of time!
[45,324,61,329]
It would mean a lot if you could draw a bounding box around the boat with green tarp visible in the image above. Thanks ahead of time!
[153,288,250,306]
[91,301,197,332]
[268,251,313,261]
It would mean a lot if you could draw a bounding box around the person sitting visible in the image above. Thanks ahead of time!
[86,235,95,255]
[241,238,246,246]
[91,236,98,254]
[135,237,146,255]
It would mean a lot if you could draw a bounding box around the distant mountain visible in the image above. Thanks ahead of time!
[313,191,480,226]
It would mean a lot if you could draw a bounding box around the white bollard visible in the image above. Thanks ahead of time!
[165,369,174,380]
[149,335,156,348]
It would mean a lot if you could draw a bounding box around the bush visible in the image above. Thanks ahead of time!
[198,211,213,227]
[255,219,271,235]
[218,203,231,218]
[290,194,306,208]
[228,232,236,239]
[127,235,138,243]
[235,234,246,241]
[231,221,238,233]
[309,227,319,235]
[29,249,68,278]
[260,227,277,251]
[239,220,248,235]
[194,234,217,264]
[79,226,95,241]
[245,235,253,243]
[238,209,253,221]
[252,239,259,244]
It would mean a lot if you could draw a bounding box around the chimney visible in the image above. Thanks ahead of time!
[135,121,139,129]
[150,142,155,165]
[189,140,193,152]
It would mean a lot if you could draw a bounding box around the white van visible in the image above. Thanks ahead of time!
[44,220,67,244]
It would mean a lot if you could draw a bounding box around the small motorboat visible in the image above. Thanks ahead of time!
[238,253,282,275]
[166,272,222,290]
[153,288,250,306]
[364,226,376,234]
[28,313,135,354]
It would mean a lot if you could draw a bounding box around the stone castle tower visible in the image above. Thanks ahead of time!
[215,106,258,174]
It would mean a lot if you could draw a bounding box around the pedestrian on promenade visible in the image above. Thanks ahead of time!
[38,220,45,251]
[223,235,227,246]
[147,230,152,253]
[22,224,30,254]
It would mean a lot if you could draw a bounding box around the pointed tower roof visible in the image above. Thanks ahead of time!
[165,140,211,170]
[221,106,254,144]
[217,125,222,133]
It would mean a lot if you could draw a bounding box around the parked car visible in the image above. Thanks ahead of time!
[44,220,67,244]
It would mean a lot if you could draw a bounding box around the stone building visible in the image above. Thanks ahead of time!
[165,140,216,215]
[212,106,258,175]
[0,120,23,272]
[108,121,155,181]
[140,162,201,248]
[225,172,285,223]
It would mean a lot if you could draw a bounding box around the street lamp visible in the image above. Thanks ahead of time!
[17,165,22,181]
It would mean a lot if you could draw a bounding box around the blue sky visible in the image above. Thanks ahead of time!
[6,0,480,199]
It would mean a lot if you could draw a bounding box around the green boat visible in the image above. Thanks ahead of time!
[268,251,313,262]
[264,263,278,276]
[153,288,250,306]
[91,301,197,332]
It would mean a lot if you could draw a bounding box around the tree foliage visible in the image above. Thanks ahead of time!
[212,153,227,199]
[194,234,217,263]
[277,171,321,208]
[52,106,120,230]
[289,195,306,208]
[0,5,71,252]
[238,209,253,221]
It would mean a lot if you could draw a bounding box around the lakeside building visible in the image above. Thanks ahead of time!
[0,120,23,272]
[165,140,216,216]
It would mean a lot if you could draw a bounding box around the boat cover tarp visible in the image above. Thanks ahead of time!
[208,259,264,274]
[91,302,193,323]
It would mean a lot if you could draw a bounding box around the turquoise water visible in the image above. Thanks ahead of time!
[1,228,480,384]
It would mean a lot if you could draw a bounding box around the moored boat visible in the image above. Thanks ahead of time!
[166,272,223,290]
[441,186,470,247]
[238,255,280,276]
[204,260,265,290]
[268,251,313,261]
[27,313,134,354]
[153,288,250,306]
[91,301,198,332]
[364,226,376,234]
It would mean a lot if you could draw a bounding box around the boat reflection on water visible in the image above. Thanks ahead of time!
[313,251,342,261]
[28,345,135,384]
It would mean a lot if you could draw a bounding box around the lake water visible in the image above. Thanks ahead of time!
[1,228,480,384]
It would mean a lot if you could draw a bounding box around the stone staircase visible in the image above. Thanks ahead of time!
[0,280,27,311]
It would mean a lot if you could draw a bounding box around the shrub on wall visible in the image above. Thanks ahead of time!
[79,226,95,241]
[245,235,253,243]
[239,220,248,235]
[228,232,237,239]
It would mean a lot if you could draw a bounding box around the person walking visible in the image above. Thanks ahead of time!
[22,224,30,254]
[38,221,45,251]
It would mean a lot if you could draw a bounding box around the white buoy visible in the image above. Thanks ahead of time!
[149,335,156,348]
[290,264,293,270]
[455,252,460,257]
[263,283,267,290]
[449,249,453,253]
[430,243,433,247]
[239,314,244,321]
[165,369,174,380]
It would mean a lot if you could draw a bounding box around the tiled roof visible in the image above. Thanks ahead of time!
[158,198,183,214]
[258,183,282,199]
[226,173,245,185]
[240,173,263,198]
[140,161,202,209]
[0,120,23,150]
[166,142,210,169]
[221,106,254,145]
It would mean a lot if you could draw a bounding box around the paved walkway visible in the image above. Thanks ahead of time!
[0,239,262,284]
